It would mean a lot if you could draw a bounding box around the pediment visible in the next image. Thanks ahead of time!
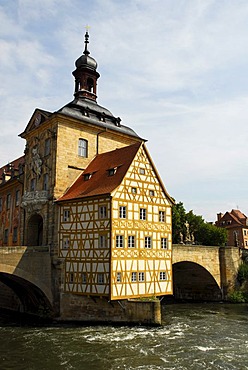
[19,108,52,138]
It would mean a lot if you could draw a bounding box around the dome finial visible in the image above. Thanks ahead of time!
[84,25,90,56]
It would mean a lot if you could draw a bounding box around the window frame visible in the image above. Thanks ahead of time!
[161,237,167,249]
[119,205,126,219]
[159,211,165,222]
[159,271,167,281]
[63,209,70,222]
[44,138,51,156]
[128,235,135,248]
[116,235,124,248]
[78,138,88,157]
[138,272,145,282]
[99,205,107,219]
[140,208,146,221]
[145,236,152,249]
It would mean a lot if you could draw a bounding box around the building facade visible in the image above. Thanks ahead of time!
[216,209,248,248]
[0,31,173,317]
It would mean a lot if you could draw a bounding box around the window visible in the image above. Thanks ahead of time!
[84,173,92,181]
[78,138,88,157]
[244,230,247,236]
[116,272,122,283]
[116,235,124,248]
[97,273,104,284]
[43,173,49,190]
[140,208,146,220]
[99,234,107,248]
[63,210,70,222]
[15,190,20,207]
[149,190,155,197]
[138,272,145,282]
[131,272,137,282]
[161,238,167,249]
[139,168,145,175]
[119,206,126,219]
[99,205,107,219]
[81,273,87,284]
[13,227,18,243]
[160,272,167,281]
[4,229,8,244]
[30,178,36,191]
[159,211,165,222]
[44,138,51,156]
[131,187,137,194]
[0,198,2,212]
[69,273,74,283]
[6,194,11,210]
[108,167,117,176]
[128,235,135,248]
[62,236,70,249]
[145,236,152,249]
[87,77,94,92]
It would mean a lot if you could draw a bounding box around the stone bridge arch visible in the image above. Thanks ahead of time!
[0,247,54,318]
[172,245,241,301]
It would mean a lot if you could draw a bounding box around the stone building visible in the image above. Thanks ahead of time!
[0,31,173,319]
[216,209,248,248]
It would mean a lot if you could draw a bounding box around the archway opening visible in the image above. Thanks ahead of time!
[27,214,43,246]
[0,272,53,321]
[173,261,222,302]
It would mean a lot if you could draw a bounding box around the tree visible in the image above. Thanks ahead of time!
[172,202,186,244]
[172,201,228,246]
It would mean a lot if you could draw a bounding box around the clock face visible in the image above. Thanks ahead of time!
[34,114,41,126]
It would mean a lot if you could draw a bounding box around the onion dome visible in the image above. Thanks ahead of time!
[75,31,97,70]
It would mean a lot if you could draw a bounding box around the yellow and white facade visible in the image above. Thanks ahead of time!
[58,143,173,300]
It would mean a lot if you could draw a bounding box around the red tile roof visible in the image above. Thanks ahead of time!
[57,143,141,202]
[0,156,25,179]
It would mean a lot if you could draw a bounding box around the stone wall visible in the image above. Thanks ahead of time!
[60,293,161,326]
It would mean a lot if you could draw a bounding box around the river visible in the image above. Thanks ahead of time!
[0,303,248,370]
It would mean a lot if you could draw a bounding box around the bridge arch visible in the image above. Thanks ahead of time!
[0,272,53,318]
[173,261,222,301]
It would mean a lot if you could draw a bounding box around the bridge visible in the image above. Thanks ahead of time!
[172,244,241,301]
[0,245,242,318]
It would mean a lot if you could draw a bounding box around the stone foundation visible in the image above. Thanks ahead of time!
[59,293,161,326]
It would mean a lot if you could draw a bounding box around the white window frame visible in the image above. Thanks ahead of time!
[99,205,107,219]
[116,272,122,283]
[160,271,167,281]
[128,235,135,248]
[97,273,104,284]
[116,235,124,248]
[63,209,70,222]
[159,211,165,222]
[131,272,137,282]
[119,206,126,219]
[138,272,145,282]
[140,208,146,220]
[161,237,167,249]
[145,236,152,249]
[78,138,88,157]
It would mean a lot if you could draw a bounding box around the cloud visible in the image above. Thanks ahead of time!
[1,0,248,220]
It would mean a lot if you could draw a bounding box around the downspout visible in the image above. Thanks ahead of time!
[96,128,107,155]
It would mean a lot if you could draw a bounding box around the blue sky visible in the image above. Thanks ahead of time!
[1,0,248,221]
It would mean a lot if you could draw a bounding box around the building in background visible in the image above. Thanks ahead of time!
[216,209,248,248]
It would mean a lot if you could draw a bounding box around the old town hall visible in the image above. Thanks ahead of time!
[0,32,173,322]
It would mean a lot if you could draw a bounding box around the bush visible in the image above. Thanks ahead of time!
[237,263,248,284]
[228,290,248,303]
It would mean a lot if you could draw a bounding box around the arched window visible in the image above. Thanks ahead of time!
[78,139,88,157]
[87,78,94,93]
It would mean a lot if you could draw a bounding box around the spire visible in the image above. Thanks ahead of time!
[72,27,100,102]
[83,30,90,56]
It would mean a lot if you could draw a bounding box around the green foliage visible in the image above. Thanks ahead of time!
[227,290,248,303]
[195,222,228,246]
[172,202,186,244]
[237,262,248,284]
[172,201,228,246]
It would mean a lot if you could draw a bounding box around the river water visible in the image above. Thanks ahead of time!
[0,303,248,370]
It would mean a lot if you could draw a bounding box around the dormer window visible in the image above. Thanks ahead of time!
[84,173,92,181]
[108,167,117,176]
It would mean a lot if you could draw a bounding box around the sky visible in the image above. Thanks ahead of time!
[1,0,248,222]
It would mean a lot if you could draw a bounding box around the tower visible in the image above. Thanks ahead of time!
[72,31,100,101]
